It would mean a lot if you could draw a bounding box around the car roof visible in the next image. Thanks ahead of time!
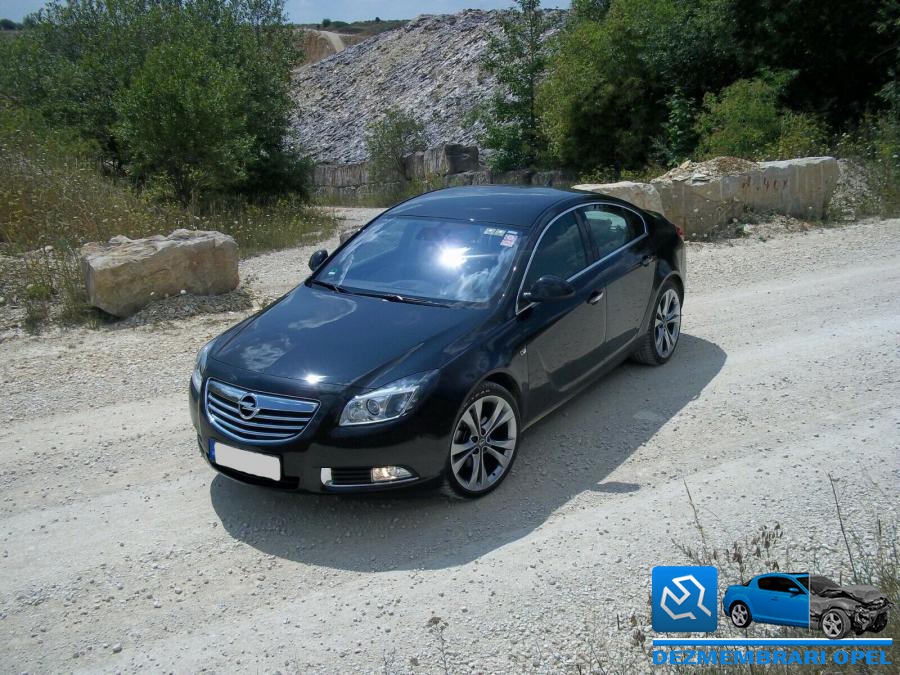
[386,185,589,228]
[755,572,808,579]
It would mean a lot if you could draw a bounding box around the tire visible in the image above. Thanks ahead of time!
[871,613,888,633]
[444,382,520,498]
[821,608,851,639]
[631,280,682,365]
[730,601,752,628]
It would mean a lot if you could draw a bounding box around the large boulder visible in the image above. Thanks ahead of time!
[651,156,839,235]
[81,229,239,317]
[571,180,665,214]
[574,157,839,236]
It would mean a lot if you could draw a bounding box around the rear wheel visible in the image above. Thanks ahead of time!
[445,382,520,498]
[632,281,682,365]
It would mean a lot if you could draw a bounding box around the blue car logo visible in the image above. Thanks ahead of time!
[722,572,810,630]
[652,566,718,632]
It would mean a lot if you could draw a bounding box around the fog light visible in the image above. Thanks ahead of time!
[371,466,413,482]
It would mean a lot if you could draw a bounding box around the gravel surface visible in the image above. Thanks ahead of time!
[1,216,898,673]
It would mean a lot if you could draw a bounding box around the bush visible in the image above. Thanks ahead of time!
[366,109,427,183]
[834,78,900,216]
[539,0,739,174]
[0,0,307,204]
[695,75,825,160]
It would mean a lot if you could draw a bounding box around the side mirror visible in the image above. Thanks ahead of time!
[308,249,328,271]
[522,275,576,303]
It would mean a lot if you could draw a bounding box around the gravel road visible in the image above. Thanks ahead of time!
[1,214,898,673]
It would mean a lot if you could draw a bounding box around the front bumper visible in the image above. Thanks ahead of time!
[189,368,454,493]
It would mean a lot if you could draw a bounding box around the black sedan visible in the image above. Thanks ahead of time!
[189,186,686,497]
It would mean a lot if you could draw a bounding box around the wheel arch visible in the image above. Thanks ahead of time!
[728,594,753,615]
[480,370,522,409]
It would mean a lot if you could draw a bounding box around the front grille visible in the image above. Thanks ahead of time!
[205,379,318,444]
[329,467,374,486]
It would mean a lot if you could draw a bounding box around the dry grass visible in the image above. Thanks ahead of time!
[0,105,337,331]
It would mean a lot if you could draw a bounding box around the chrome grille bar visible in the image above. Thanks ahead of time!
[205,379,318,444]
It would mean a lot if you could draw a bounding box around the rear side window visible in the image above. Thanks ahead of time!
[523,212,589,289]
[580,205,645,259]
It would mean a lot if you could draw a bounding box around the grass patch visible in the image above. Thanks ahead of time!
[0,105,336,332]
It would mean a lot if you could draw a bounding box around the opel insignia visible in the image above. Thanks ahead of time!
[189,186,686,497]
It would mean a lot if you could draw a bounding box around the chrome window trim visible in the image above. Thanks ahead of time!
[516,201,648,314]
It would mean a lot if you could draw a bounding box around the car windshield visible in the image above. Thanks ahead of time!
[315,216,524,304]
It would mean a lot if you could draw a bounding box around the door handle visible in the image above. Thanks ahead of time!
[587,289,604,305]
[641,255,655,267]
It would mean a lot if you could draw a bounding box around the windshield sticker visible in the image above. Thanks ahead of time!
[483,227,505,236]
[500,233,518,247]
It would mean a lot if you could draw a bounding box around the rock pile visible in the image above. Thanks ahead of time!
[290,10,560,164]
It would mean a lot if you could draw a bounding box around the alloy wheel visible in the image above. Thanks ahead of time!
[450,395,517,492]
[822,610,844,638]
[654,288,681,358]
[731,603,749,627]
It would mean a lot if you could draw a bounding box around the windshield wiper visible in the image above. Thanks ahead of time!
[351,290,450,307]
[309,279,349,294]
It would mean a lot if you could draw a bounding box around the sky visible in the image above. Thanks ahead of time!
[0,0,571,23]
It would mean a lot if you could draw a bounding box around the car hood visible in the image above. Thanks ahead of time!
[813,584,888,605]
[211,284,487,387]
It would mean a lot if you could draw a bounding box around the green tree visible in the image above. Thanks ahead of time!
[0,0,305,202]
[728,0,899,128]
[114,40,255,201]
[366,109,427,183]
[474,0,557,171]
[539,0,738,174]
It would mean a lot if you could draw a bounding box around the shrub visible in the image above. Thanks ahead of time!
[539,0,739,174]
[114,40,255,201]
[834,78,900,216]
[695,75,825,160]
[366,109,427,183]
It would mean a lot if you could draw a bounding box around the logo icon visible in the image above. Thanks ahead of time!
[652,566,718,632]
[237,393,260,420]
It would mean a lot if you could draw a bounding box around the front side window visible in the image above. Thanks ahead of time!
[522,212,589,291]
[316,216,523,304]
[580,204,645,258]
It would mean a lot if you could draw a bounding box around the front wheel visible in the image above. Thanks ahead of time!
[821,608,851,639]
[445,382,520,498]
[632,281,682,365]
[730,601,752,628]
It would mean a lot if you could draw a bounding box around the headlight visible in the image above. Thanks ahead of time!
[191,340,214,391]
[339,371,437,426]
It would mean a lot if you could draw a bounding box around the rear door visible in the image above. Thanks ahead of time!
[578,204,655,354]
[519,210,606,420]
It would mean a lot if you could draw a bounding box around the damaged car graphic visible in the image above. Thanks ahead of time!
[809,575,891,639]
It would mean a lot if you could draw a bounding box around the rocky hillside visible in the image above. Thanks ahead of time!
[290,10,507,164]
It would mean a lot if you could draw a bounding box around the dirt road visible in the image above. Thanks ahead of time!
[2,216,898,672]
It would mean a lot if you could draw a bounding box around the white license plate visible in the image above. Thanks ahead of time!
[212,441,280,481]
